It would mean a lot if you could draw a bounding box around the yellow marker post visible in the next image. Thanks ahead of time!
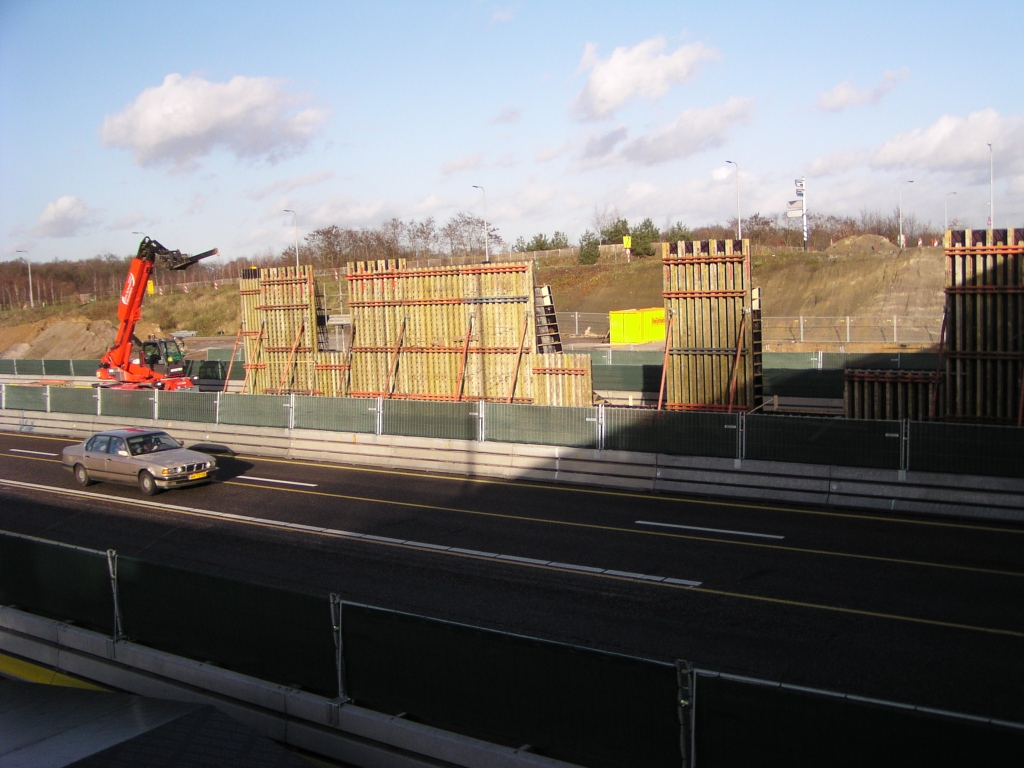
[147,279,155,295]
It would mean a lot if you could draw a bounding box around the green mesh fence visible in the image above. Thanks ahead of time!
[763,369,845,398]
[592,365,663,392]
[117,557,335,696]
[70,360,102,377]
[694,672,1023,767]
[4,385,47,411]
[342,603,680,768]
[746,415,902,469]
[157,391,218,423]
[762,353,823,370]
[49,386,99,415]
[100,388,155,419]
[588,349,666,366]
[605,409,739,458]
[207,348,245,362]
[486,403,597,448]
[382,400,476,441]
[217,393,290,428]
[13,359,43,376]
[763,352,941,371]
[42,359,72,376]
[293,396,377,433]
[0,359,14,375]
[909,422,1024,478]
[0,532,113,635]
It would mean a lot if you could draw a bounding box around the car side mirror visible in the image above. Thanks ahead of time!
[118,450,129,456]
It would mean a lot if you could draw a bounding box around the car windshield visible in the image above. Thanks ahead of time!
[127,432,179,456]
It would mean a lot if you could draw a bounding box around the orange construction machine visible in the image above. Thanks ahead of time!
[97,237,218,390]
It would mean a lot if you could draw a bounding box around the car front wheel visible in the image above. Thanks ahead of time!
[73,464,93,487]
[138,471,160,496]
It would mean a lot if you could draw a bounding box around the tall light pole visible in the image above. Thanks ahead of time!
[283,210,299,269]
[898,179,913,248]
[472,186,489,263]
[944,191,956,232]
[15,250,33,309]
[725,160,741,239]
[987,143,994,229]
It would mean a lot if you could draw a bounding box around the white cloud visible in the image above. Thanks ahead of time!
[571,37,719,121]
[491,7,514,23]
[535,140,573,163]
[871,109,1024,177]
[411,194,449,216]
[100,73,329,170]
[807,149,870,177]
[581,127,628,161]
[106,211,148,232]
[33,196,95,238]
[248,171,334,200]
[440,152,483,176]
[490,107,521,124]
[816,68,909,112]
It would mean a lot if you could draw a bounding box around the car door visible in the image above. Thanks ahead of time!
[104,436,135,483]
[83,435,111,478]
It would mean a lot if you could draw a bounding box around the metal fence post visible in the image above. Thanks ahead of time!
[799,316,805,343]
[597,403,605,451]
[737,412,746,463]
[376,395,383,435]
[893,315,898,344]
[1,384,5,410]
[289,393,296,430]
[477,399,486,442]
[677,660,694,768]
[330,593,348,704]
[153,389,159,421]
[45,385,51,413]
[97,386,103,416]
[106,549,125,642]
[846,316,851,343]
[900,418,910,476]
[12,359,17,376]
[215,391,221,424]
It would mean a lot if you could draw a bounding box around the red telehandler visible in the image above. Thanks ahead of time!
[96,237,218,390]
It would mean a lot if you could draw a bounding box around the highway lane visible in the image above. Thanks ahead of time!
[0,430,1022,722]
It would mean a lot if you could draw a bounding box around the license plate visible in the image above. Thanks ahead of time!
[188,471,208,480]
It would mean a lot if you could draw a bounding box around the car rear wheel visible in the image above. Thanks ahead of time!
[138,471,160,496]
[73,464,93,487]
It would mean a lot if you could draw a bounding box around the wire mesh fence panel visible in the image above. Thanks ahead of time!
[0,532,114,635]
[157,391,218,423]
[382,400,477,441]
[0,359,14,375]
[763,369,845,398]
[604,409,739,457]
[217,393,290,428]
[69,360,102,377]
[762,316,943,346]
[694,672,1023,768]
[556,311,610,340]
[591,365,663,392]
[746,415,902,469]
[582,349,667,366]
[49,386,99,415]
[100,388,155,419]
[42,359,72,376]
[485,403,597,447]
[909,422,1024,478]
[207,348,245,362]
[342,602,681,768]
[13,359,43,376]
[117,557,335,697]
[293,396,376,433]
[4,385,47,411]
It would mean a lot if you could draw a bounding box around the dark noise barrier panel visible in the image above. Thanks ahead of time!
[694,672,1024,767]
[340,602,682,768]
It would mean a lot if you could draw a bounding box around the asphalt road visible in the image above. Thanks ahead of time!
[1,430,1022,723]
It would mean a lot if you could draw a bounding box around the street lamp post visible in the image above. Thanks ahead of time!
[898,180,913,248]
[987,143,994,229]
[472,186,489,263]
[944,191,956,232]
[725,160,741,239]
[283,210,299,269]
[15,250,33,309]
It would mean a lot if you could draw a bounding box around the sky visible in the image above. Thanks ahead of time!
[1,0,1022,264]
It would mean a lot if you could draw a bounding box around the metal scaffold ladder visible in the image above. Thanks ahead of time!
[534,285,562,353]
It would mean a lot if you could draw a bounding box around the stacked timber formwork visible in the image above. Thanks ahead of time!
[344,260,592,406]
[662,239,761,411]
[239,266,339,395]
[942,228,1024,424]
[844,369,942,421]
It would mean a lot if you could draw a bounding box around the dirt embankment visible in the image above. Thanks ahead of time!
[0,317,167,359]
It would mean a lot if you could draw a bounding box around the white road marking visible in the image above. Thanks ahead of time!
[0,478,701,588]
[636,519,784,540]
[9,449,59,457]
[236,476,318,488]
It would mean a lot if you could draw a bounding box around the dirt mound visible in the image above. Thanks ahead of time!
[826,234,899,257]
[0,317,167,359]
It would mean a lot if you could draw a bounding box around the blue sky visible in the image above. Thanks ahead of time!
[1,0,1021,263]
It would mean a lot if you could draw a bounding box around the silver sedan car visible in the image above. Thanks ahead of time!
[62,428,217,496]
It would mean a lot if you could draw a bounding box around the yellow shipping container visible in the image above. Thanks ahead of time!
[609,307,665,344]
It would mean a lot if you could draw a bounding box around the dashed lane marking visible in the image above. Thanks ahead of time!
[636,519,785,540]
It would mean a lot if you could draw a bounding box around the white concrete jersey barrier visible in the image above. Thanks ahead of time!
[0,409,1021,522]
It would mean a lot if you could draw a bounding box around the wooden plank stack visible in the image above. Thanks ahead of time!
[344,260,592,405]
[942,228,1024,424]
[239,265,330,395]
[662,239,760,411]
[844,369,942,421]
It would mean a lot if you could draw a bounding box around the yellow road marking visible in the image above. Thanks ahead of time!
[2,479,1021,640]
[0,651,107,690]
[0,450,1021,578]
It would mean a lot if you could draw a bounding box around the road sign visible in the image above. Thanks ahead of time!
[788,200,804,211]
[786,210,803,218]
[795,178,805,189]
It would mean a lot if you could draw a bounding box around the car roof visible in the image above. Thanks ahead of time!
[93,428,168,438]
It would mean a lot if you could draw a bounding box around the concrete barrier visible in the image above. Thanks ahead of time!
[1,408,1021,522]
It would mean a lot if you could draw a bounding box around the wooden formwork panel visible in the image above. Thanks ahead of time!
[942,229,1024,424]
[844,369,942,421]
[344,260,592,406]
[662,239,760,411]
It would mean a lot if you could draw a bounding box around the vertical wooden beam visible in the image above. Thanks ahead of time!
[727,315,747,413]
[507,315,530,403]
[277,319,305,395]
[454,317,473,402]
[384,316,407,398]
[657,313,674,411]
[222,324,243,393]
